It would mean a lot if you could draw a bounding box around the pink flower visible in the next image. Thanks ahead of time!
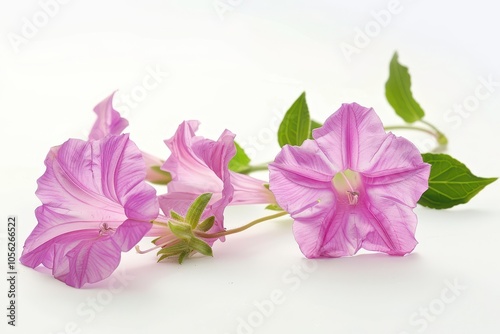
[150,121,236,246]
[148,121,274,246]
[88,92,170,184]
[20,134,159,287]
[269,103,430,258]
[162,120,274,204]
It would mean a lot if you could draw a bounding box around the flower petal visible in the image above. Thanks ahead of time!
[230,171,275,205]
[55,234,122,288]
[359,196,419,255]
[20,134,158,287]
[88,92,129,141]
[361,134,430,207]
[292,203,363,258]
[269,140,334,216]
[314,103,388,172]
[163,121,224,194]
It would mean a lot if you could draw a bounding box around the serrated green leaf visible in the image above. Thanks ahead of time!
[149,166,172,185]
[168,221,194,240]
[185,193,212,229]
[198,216,215,232]
[228,141,251,173]
[265,204,283,211]
[278,92,311,147]
[419,153,497,209]
[189,238,213,257]
[170,210,185,222]
[385,52,425,123]
[309,120,322,139]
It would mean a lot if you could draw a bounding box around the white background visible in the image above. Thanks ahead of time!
[1,1,500,333]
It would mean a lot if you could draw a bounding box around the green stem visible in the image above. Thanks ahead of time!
[418,120,448,145]
[151,220,169,227]
[194,211,288,239]
[384,122,448,147]
[238,162,271,174]
[384,125,436,137]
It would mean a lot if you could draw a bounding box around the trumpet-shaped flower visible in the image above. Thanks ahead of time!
[269,103,430,258]
[150,121,275,246]
[20,134,159,287]
[163,120,274,206]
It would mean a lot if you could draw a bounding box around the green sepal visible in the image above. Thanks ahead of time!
[188,238,213,257]
[157,242,189,260]
[265,204,283,211]
[178,251,190,264]
[149,166,172,185]
[185,193,212,229]
[168,221,194,240]
[198,216,215,232]
[170,210,185,222]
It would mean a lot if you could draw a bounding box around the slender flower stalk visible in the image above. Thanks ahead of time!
[194,211,288,239]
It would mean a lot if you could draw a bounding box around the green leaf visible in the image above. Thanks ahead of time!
[149,166,172,185]
[309,120,322,139]
[198,216,215,232]
[228,141,251,173]
[185,193,212,229]
[265,204,283,211]
[385,52,425,123]
[278,92,311,147]
[419,153,497,209]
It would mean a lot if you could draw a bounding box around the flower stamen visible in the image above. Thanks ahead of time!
[347,191,359,205]
[98,222,115,236]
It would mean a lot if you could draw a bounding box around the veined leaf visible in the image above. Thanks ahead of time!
[419,153,497,209]
[309,120,322,139]
[228,141,251,173]
[385,52,425,123]
[278,92,311,147]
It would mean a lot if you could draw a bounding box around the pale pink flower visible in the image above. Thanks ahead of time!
[162,120,274,206]
[20,134,159,287]
[269,103,430,258]
[148,121,275,247]
[88,92,170,184]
